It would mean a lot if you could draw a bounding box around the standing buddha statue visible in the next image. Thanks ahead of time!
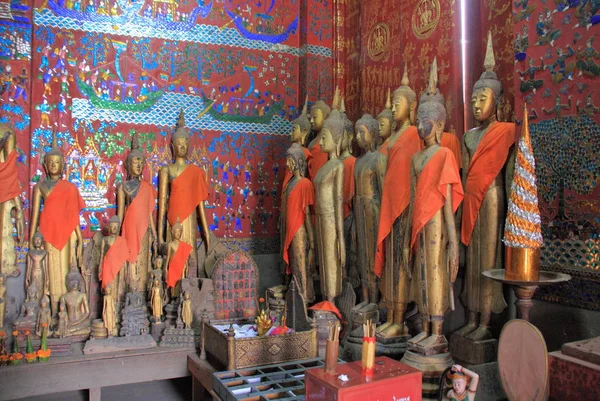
[313,109,346,303]
[375,64,422,338]
[280,144,315,302]
[456,32,515,341]
[0,123,25,277]
[353,114,386,304]
[158,110,210,276]
[117,133,157,291]
[282,96,313,189]
[30,135,86,318]
[307,87,339,180]
[377,89,394,155]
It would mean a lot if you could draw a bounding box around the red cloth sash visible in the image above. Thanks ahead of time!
[282,147,313,190]
[441,132,462,169]
[410,148,464,248]
[282,178,314,273]
[378,142,389,157]
[39,180,85,251]
[166,241,193,288]
[342,156,356,219]
[167,164,208,226]
[100,236,129,288]
[122,181,156,263]
[374,126,422,276]
[308,142,328,180]
[461,122,515,245]
[0,150,19,203]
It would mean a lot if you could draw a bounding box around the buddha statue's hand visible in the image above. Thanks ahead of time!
[77,243,83,266]
[308,247,314,270]
[402,248,410,271]
[16,215,25,247]
[337,238,345,268]
[449,243,459,283]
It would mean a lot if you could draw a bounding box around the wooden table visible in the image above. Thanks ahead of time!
[188,353,221,401]
[0,345,194,401]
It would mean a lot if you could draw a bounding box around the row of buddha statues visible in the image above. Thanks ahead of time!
[280,35,517,355]
[0,109,210,339]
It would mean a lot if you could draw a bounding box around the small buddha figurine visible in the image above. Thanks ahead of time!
[282,95,313,188]
[99,216,129,308]
[0,123,25,278]
[165,221,193,299]
[308,87,338,179]
[30,134,86,317]
[353,114,386,304]
[149,278,163,321]
[313,109,346,302]
[117,133,157,292]
[103,285,117,337]
[36,296,52,336]
[56,300,68,339]
[158,110,210,276]
[280,144,315,302]
[457,32,515,341]
[59,267,91,337]
[377,89,394,154]
[26,231,49,302]
[181,292,192,329]
[375,63,422,338]
[404,99,463,352]
[0,273,5,328]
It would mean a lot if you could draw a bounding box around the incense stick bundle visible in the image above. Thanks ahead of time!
[361,320,376,377]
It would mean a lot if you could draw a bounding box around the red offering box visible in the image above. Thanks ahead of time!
[305,356,422,401]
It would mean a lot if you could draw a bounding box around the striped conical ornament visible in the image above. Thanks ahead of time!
[503,106,544,249]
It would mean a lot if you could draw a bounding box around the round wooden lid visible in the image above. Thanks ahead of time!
[498,319,549,401]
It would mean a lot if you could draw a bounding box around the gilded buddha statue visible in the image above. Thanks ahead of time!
[308,87,339,180]
[375,64,422,338]
[377,89,394,155]
[353,114,386,304]
[30,135,86,318]
[456,33,515,341]
[158,110,210,276]
[0,123,25,278]
[313,109,346,303]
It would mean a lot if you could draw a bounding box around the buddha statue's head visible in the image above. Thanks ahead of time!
[320,110,345,156]
[340,97,354,154]
[172,219,183,240]
[66,267,83,293]
[392,62,417,125]
[355,114,380,151]
[126,132,145,179]
[377,88,394,141]
[40,295,49,309]
[108,215,121,235]
[421,57,445,107]
[310,100,331,133]
[291,96,311,145]
[105,284,112,295]
[32,231,44,249]
[43,132,65,179]
[472,32,502,124]
[285,143,307,177]
[171,109,190,158]
[416,101,446,144]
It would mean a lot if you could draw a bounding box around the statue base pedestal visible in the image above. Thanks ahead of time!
[18,337,73,357]
[83,334,157,355]
[401,350,453,401]
[90,319,108,339]
[449,332,498,365]
[151,322,166,343]
[164,302,178,328]
[349,302,379,332]
[407,337,448,357]
[159,327,199,348]
[342,327,409,362]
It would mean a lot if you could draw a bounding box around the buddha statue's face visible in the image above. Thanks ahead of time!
[378,117,391,140]
[67,278,78,292]
[392,95,409,122]
[320,128,335,154]
[172,225,183,240]
[33,235,43,249]
[471,87,495,122]
[291,124,303,143]
[44,155,64,177]
[172,137,189,158]
[416,107,444,142]
[356,124,372,150]
[105,286,112,295]
[108,221,120,235]
[128,156,143,177]
[310,109,324,132]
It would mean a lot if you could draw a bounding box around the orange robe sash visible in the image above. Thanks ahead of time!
[282,178,314,273]
[101,236,129,288]
[441,132,462,169]
[461,122,515,246]
[39,180,85,251]
[282,147,313,190]
[166,241,193,288]
[0,150,19,203]
[167,164,209,226]
[410,148,464,248]
[122,181,156,263]
[342,156,356,219]
[374,126,422,276]
[308,142,328,180]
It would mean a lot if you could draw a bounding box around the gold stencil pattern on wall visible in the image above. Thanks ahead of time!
[412,0,441,39]
[368,23,391,61]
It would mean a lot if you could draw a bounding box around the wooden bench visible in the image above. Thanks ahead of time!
[0,345,194,401]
